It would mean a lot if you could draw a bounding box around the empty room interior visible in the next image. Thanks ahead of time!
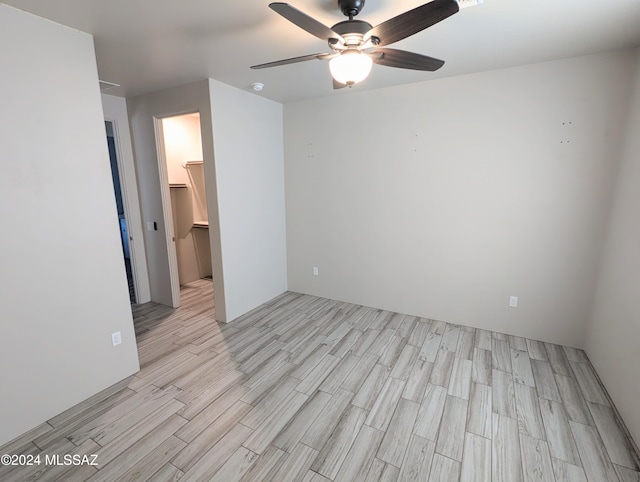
[1,0,639,480]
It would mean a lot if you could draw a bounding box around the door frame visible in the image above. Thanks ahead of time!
[153,110,202,308]
[105,116,151,304]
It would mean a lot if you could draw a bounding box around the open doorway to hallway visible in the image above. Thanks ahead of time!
[158,112,215,315]
[106,120,136,304]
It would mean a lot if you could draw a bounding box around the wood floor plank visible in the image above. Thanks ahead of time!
[295,354,341,395]
[448,357,472,400]
[365,377,406,432]
[472,348,492,385]
[430,348,455,388]
[301,388,354,450]
[364,458,400,481]
[475,329,492,351]
[539,399,581,466]
[564,346,589,364]
[77,385,183,447]
[615,464,640,482]
[334,424,384,482]
[268,443,318,482]
[526,339,549,361]
[179,382,247,431]
[397,434,435,482]
[511,348,536,387]
[408,320,431,348]
[460,432,491,482]
[377,398,420,467]
[493,369,517,418]
[555,374,594,426]
[95,399,185,466]
[311,405,368,479]
[390,344,420,381]
[351,328,381,357]
[330,329,363,358]
[428,453,461,481]
[341,353,378,393]
[319,354,361,394]
[510,335,529,351]
[414,384,448,441]
[435,395,468,462]
[588,402,639,470]
[552,458,588,482]
[467,382,492,439]
[302,470,332,482]
[440,324,461,352]
[492,339,512,372]
[272,390,332,453]
[571,362,611,406]
[398,315,418,339]
[419,331,443,363]
[531,359,562,402]
[118,436,186,482]
[179,423,253,481]
[379,335,407,369]
[492,413,524,482]
[207,446,259,482]
[241,376,300,430]
[352,363,391,411]
[546,343,573,377]
[570,420,619,482]
[456,330,475,360]
[239,445,287,482]
[242,390,309,455]
[403,358,433,402]
[367,329,397,357]
[88,414,187,482]
[514,383,546,440]
[172,400,253,470]
[520,434,555,482]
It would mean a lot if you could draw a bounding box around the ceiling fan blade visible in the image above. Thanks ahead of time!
[367,0,459,47]
[333,78,347,89]
[369,48,445,71]
[251,52,331,69]
[269,3,344,43]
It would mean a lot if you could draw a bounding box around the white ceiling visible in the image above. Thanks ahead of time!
[4,0,640,103]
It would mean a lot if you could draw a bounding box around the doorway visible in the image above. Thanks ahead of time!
[156,112,215,313]
[106,121,136,304]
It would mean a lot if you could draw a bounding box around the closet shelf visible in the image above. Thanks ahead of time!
[183,160,204,168]
[169,183,188,188]
[193,221,209,229]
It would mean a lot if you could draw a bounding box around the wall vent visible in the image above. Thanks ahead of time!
[99,80,120,92]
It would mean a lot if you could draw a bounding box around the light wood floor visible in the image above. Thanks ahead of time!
[2,282,639,481]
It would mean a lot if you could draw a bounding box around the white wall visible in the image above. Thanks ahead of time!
[101,93,151,304]
[0,6,139,446]
[284,50,636,347]
[585,49,640,444]
[208,79,288,321]
[162,114,204,186]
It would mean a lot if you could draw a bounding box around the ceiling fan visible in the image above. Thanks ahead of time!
[251,0,460,88]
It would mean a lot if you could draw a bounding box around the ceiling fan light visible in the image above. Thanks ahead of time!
[329,50,372,86]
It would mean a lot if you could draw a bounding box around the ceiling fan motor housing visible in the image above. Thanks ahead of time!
[338,0,365,17]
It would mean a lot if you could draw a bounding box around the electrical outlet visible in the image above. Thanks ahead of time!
[313,267,319,276]
[509,296,518,308]
[111,331,122,346]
